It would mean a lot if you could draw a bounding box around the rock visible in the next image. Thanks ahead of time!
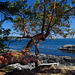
[45,55,75,66]
[8,49,17,52]
[46,55,56,58]
[46,55,60,63]
[7,53,75,70]
[29,51,36,56]
[47,58,56,63]
[0,49,17,55]
[28,52,36,59]
[39,54,46,57]
[40,60,47,64]
[58,44,75,52]
[2,50,75,70]
[58,56,75,66]
[38,54,47,60]
[3,49,17,53]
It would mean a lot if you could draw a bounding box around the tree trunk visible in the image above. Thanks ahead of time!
[0,33,46,68]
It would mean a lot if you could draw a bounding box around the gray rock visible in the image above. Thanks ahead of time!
[38,53,47,60]
[40,60,47,64]
[29,51,36,56]
[46,55,60,63]
[58,44,75,52]
[0,49,17,55]
[9,49,17,52]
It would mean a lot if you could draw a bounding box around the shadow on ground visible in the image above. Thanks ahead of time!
[5,65,75,75]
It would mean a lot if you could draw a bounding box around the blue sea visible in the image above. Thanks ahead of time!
[5,39,75,57]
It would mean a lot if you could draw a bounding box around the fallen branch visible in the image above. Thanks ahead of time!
[39,62,59,66]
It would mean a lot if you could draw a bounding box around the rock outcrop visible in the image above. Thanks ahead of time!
[58,44,75,52]
[8,53,75,70]
[1,50,75,70]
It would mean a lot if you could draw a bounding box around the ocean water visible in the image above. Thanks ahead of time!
[5,38,75,57]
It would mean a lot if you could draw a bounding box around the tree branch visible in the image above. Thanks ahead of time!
[50,7,75,29]
[64,7,75,14]
[41,0,46,34]
[45,0,56,37]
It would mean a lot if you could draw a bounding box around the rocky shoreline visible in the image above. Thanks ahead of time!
[29,51,75,66]
[0,49,75,70]
[8,51,75,70]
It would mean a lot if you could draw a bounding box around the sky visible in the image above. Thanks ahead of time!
[0,0,75,38]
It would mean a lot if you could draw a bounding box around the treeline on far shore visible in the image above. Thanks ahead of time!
[0,36,30,40]
[0,36,19,39]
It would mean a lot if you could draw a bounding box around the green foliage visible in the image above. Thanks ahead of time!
[8,0,32,36]
[72,0,75,4]
[0,27,11,51]
[63,33,68,38]
[0,0,75,39]
[13,0,75,38]
[51,38,55,40]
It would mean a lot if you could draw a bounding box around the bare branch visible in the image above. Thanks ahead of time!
[45,0,56,37]
[42,0,46,34]
[64,7,75,14]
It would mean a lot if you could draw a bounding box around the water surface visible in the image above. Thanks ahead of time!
[5,38,75,57]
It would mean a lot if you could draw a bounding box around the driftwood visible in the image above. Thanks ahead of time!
[39,63,59,66]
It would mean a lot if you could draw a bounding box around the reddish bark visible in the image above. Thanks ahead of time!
[45,0,56,38]
[22,18,26,37]
[42,0,46,34]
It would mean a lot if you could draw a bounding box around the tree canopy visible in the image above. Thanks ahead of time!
[0,0,75,38]
[11,0,75,38]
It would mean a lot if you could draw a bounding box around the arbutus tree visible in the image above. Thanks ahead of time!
[0,0,75,68]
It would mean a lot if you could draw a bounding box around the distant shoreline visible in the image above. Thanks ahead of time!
[0,36,75,40]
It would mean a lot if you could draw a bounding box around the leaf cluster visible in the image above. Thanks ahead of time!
[0,27,11,51]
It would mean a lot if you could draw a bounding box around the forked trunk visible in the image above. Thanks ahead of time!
[0,33,46,68]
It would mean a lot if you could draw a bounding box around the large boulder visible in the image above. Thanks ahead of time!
[58,44,75,52]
